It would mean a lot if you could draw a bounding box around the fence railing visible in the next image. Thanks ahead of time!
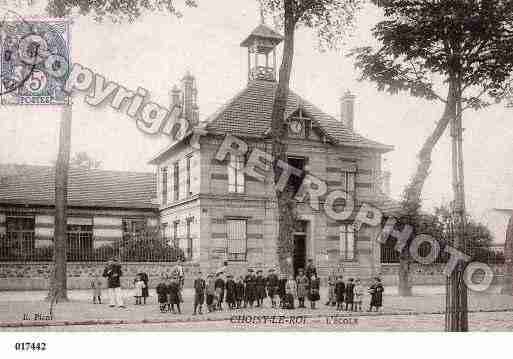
[0,232,189,262]
[380,242,505,265]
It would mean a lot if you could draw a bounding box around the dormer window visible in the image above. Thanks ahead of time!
[288,108,311,139]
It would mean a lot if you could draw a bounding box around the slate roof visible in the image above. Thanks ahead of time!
[202,80,393,152]
[0,164,157,209]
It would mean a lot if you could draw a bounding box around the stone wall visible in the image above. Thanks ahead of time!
[0,262,200,290]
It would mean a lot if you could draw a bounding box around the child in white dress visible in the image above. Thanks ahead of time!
[134,274,146,305]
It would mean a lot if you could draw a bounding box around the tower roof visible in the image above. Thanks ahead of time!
[240,24,283,48]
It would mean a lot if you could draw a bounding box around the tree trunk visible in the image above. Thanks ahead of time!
[445,77,468,332]
[398,249,412,296]
[398,82,456,296]
[47,104,72,302]
[501,215,513,295]
[271,0,296,275]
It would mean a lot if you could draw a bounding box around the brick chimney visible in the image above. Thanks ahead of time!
[170,85,181,109]
[191,85,199,125]
[181,71,199,126]
[340,90,355,130]
[381,158,391,196]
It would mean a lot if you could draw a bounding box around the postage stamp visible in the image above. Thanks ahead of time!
[0,18,70,105]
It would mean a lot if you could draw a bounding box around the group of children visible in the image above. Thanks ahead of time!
[90,272,151,306]
[187,267,329,314]
[327,274,384,312]
[156,276,184,313]
[91,266,384,314]
[190,268,280,315]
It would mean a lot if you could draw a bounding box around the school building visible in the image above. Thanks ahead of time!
[149,24,401,280]
[0,24,401,288]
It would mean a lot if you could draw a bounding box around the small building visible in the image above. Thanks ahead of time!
[149,24,401,279]
[0,164,158,262]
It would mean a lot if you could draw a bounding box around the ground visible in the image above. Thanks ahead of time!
[1,285,512,331]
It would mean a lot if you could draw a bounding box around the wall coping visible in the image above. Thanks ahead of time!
[0,261,200,266]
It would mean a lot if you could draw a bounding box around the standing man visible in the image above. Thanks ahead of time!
[214,272,226,310]
[305,258,317,280]
[255,270,267,308]
[173,259,185,289]
[102,257,124,308]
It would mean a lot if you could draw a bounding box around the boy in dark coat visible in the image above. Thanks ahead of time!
[214,272,226,310]
[308,273,321,309]
[305,259,317,280]
[168,276,181,314]
[193,271,206,315]
[266,268,279,308]
[235,276,245,309]
[244,269,256,308]
[369,277,384,312]
[334,275,345,311]
[345,278,355,311]
[156,276,168,313]
[206,273,216,312]
[255,270,266,307]
[225,274,237,310]
[278,273,287,308]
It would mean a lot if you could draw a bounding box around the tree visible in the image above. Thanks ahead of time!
[501,214,513,295]
[70,151,102,170]
[38,0,198,302]
[434,205,495,258]
[350,1,513,324]
[261,0,361,274]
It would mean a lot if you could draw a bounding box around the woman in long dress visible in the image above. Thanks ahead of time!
[285,275,297,309]
[296,269,309,309]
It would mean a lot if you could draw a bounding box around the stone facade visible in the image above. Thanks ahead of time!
[153,130,391,281]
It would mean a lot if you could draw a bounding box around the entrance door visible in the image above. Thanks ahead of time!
[293,234,306,276]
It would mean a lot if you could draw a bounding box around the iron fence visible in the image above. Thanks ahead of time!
[0,232,189,262]
[380,241,504,265]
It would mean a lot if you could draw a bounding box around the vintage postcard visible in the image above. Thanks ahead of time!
[0,0,512,344]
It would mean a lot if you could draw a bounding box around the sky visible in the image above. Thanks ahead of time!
[1,0,512,242]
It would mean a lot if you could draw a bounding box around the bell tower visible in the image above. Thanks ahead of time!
[240,19,283,82]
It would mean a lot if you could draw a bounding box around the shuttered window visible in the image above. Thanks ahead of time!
[342,171,356,195]
[160,167,168,204]
[172,220,180,248]
[186,155,192,196]
[173,162,179,201]
[228,155,245,193]
[340,223,355,261]
[184,217,194,260]
[226,219,247,261]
